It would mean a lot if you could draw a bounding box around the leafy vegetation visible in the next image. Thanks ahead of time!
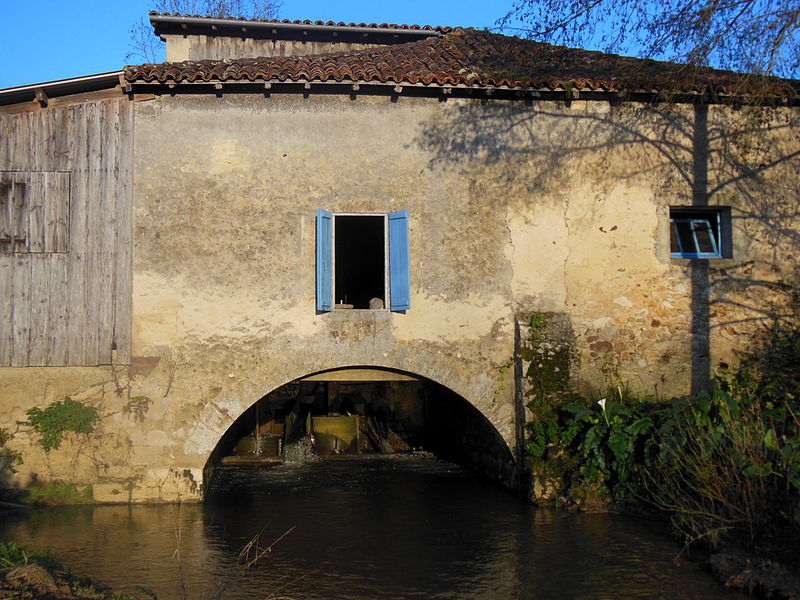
[652,385,799,549]
[25,482,94,506]
[528,387,660,501]
[525,323,800,555]
[26,398,100,452]
[0,542,141,600]
[0,541,58,571]
[0,428,22,476]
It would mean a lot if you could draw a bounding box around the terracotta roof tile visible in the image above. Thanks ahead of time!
[125,29,799,97]
[150,12,452,33]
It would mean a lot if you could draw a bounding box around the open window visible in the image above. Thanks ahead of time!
[316,209,410,311]
[670,207,731,259]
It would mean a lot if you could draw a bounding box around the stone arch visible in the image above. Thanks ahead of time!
[201,365,519,495]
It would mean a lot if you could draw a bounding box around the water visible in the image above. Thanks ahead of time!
[0,457,745,600]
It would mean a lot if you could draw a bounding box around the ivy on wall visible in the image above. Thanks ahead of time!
[26,398,100,452]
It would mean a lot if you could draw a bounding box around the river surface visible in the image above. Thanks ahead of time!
[0,456,745,600]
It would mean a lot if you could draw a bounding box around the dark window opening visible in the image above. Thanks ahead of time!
[670,207,731,259]
[0,180,27,253]
[335,215,385,309]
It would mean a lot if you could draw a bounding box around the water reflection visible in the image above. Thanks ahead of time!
[0,457,744,600]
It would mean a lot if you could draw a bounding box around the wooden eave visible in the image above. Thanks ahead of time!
[0,71,124,107]
[150,14,444,45]
[126,77,796,105]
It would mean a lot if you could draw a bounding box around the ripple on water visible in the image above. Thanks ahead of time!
[0,457,745,600]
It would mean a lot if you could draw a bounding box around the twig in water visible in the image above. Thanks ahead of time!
[263,572,308,600]
[171,503,188,600]
[238,526,296,574]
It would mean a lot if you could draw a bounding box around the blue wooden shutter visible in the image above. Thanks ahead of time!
[388,210,410,311]
[316,209,333,312]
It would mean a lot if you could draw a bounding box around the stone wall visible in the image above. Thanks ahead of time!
[127,93,520,499]
[163,34,386,61]
[0,365,202,502]
[1,91,797,502]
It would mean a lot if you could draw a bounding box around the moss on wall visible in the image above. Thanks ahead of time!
[25,482,94,505]
[517,312,581,502]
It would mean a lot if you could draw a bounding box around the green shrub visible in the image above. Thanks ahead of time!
[26,397,100,452]
[527,387,660,500]
[0,542,137,599]
[0,541,59,571]
[650,386,799,548]
[25,481,94,505]
[0,427,22,475]
[526,323,800,552]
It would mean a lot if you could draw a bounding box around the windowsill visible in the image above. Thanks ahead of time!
[670,256,735,264]
[671,253,722,259]
[329,309,392,322]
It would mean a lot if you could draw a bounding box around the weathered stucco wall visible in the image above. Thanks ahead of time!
[2,91,797,503]
[0,366,201,502]
[163,33,388,61]
[422,99,798,397]
[127,94,519,501]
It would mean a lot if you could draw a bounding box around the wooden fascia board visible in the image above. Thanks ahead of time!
[125,78,798,105]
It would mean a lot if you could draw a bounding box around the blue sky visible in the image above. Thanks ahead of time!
[0,1,506,89]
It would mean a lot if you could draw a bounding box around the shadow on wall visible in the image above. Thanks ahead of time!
[0,427,23,500]
[415,99,800,393]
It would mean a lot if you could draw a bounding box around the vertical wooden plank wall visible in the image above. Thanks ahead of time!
[0,97,133,366]
[113,101,134,364]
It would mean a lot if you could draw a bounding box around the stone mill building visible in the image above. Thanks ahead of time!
[0,13,798,501]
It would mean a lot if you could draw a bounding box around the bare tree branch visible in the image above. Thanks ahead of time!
[126,0,282,65]
[497,0,800,78]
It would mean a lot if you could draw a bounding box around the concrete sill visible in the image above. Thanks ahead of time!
[330,309,391,322]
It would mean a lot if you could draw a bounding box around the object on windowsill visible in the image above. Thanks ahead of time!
[335,303,354,309]
[369,298,385,310]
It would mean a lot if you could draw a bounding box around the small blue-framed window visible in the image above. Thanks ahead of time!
[670,207,731,259]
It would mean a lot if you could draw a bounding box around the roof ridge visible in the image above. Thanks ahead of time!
[149,12,454,33]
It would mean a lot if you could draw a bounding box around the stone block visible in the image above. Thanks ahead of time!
[93,482,130,503]
[131,445,165,466]
[146,430,170,447]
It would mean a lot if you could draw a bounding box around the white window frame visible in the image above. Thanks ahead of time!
[331,212,390,309]
[669,207,731,259]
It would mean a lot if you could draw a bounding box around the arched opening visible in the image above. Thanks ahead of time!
[203,367,517,495]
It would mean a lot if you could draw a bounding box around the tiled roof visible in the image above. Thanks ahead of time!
[125,28,798,97]
[150,12,452,33]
